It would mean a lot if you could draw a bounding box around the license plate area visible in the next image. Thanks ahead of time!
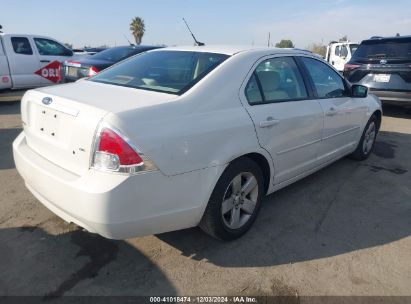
[67,66,78,77]
[374,74,391,83]
[29,103,73,144]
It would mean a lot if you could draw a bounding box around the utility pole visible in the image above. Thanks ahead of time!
[267,32,271,47]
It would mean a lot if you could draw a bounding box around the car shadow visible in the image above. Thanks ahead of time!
[382,104,411,119]
[157,131,411,268]
[0,226,177,296]
[0,128,21,170]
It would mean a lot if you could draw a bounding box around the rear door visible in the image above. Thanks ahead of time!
[32,36,74,85]
[241,55,324,184]
[2,35,42,88]
[299,57,368,163]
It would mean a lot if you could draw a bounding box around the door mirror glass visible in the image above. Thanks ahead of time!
[352,85,368,98]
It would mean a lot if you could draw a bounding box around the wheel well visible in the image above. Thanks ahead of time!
[373,110,382,131]
[239,153,271,194]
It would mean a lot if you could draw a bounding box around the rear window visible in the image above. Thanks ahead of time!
[91,47,141,62]
[11,37,33,55]
[353,39,411,59]
[350,44,359,55]
[91,50,229,95]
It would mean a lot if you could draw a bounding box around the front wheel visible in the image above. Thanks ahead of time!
[350,115,379,161]
[199,158,264,241]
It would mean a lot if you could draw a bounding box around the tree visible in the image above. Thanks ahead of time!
[275,39,294,48]
[307,42,327,58]
[130,17,145,45]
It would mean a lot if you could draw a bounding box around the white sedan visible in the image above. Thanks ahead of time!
[13,46,382,240]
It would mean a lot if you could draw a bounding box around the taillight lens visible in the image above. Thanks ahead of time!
[344,63,360,72]
[92,124,157,174]
[88,66,99,77]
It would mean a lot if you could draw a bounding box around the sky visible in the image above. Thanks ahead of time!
[1,0,411,48]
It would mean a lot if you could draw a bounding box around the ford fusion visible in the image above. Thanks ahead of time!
[13,46,382,240]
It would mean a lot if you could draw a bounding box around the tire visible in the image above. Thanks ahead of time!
[199,157,264,241]
[350,114,379,161]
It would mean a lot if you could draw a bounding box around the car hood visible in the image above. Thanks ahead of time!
[35,80,179,114]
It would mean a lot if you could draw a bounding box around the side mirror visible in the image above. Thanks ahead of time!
[352,84,368,98]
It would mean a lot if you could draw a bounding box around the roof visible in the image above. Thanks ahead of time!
[156,45,313,56]
[364,35,411,43]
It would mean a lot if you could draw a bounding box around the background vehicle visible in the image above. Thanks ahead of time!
[344,35,411,106]
[13,46,381,241]
[326,41,359,72]
[62,45,162,82]
[0,33,80,91]
[72,47,107,56]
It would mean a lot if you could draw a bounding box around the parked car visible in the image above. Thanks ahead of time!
[72,47,107,56]
[62,45,162,82]
[13,46,382,241]
[0,33,82,91]
[344,35,411,106]
[326,41,359,72]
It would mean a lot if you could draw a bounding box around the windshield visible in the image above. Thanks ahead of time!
[91,47,138,62]
[353,39,411,59]
[91,50,230,95]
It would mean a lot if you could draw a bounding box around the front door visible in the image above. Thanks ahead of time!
[299,57,368,163]
[32,37,74,85]
[241,56,324,184]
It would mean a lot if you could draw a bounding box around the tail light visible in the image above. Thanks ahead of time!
[92,123,157,174]
[344,63,360,72]
[88,66,99,77]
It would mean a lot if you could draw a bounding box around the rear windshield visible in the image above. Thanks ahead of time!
[353,39,411,59]
[91,50,229,95]
[350,44,359,55]
[91,47,141,62]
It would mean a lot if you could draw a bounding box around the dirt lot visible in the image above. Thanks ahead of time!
[0,101,410,298]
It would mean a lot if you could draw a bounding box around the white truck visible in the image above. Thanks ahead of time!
[0,33,80,92]
[325,41,359,72]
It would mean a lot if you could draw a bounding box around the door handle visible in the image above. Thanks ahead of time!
[40,60,50,63]
[326,107,337,117]
[259,117,280,128]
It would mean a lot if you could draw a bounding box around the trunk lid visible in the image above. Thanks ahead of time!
[21,81,177,176]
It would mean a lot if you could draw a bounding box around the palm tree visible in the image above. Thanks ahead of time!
[130,17,145,45]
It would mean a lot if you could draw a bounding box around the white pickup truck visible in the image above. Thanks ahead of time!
[0,33,80,92]
[325,41,359,72]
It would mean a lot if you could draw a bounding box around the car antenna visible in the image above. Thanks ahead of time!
[182,18,205,46]
[123,34,135,46]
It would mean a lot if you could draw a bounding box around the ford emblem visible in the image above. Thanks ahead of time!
[380,59,387,65]
[42,97,53,105]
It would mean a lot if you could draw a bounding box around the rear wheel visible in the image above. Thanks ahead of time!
[350,114,379,160]
[199,158,264,241]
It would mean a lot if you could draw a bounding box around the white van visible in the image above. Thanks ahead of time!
[325,41,359,72]
[0,33,80,91]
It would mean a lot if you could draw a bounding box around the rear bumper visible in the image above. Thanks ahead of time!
[13,132,222,239]
[369,90,411,105]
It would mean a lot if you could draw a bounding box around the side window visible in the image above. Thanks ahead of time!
[245,57,308,104]
[335,46,341,57]
[245,74,263,104]
[11,37,33,55]
[34,38,71,56]
[340,46,348,58]
[301,57,347,98]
